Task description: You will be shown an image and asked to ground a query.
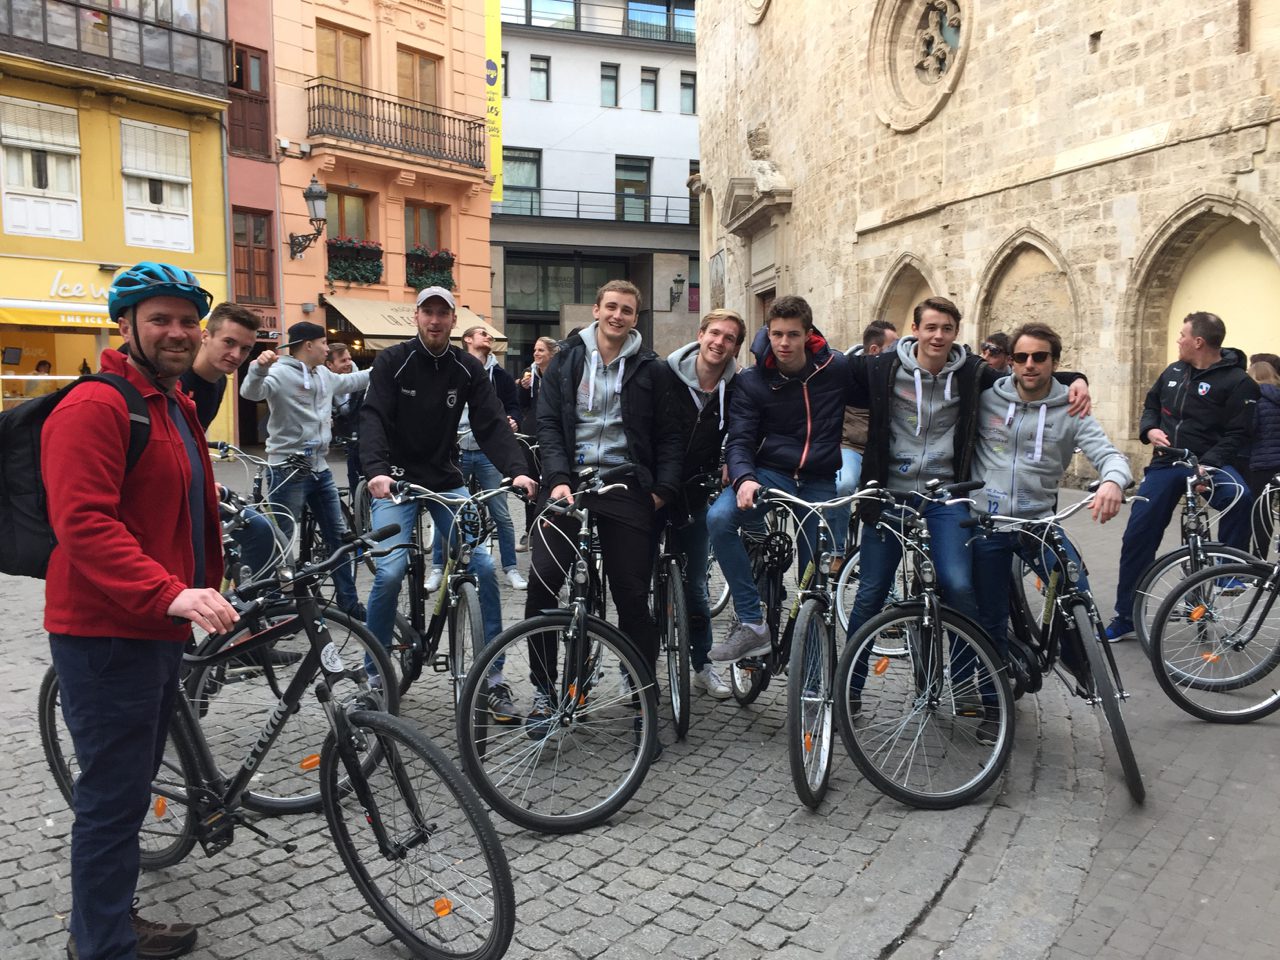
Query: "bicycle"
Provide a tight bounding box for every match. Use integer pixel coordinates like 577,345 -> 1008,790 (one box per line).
833,480 -> 1016,810
41,528 -> 516,960
1148,481 -> 1280,723
984,486 -> 1146,803
1131,447 -> 1253,656
654,508 -> 693,742
386,480 -> 504,703
455,469 -> 659,833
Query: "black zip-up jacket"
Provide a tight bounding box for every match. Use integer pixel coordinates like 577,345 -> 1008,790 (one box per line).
537,335 -> 683,504
359,337 -> 526,490
1138,347 -> 1258,470
661,345 -> 738,517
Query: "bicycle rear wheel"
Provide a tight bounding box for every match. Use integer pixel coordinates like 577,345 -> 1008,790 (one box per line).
1149,563 -> 1280,723
1133,544 -> 1255,656
456,613 -> 657,833
708,547 -> 730,618
185,603 -> 399,815
39,667 -> 200,870
787,599 -> 835,809
657,557 -> 691,741
835,604 -> 1013,810
1074,604 -> 1145,802
321,710 -> 515,960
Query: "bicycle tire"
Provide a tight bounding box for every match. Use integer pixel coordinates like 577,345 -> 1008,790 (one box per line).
456,612 -> 657,833
39,666 -> 200,870
835,603 -> 1014,810
449,581 -> 483,709
834,547 -> 914,655
732,547 -> 781,707
393,613 -> 423,698
353,479 -> 373,536
1074,603 -> 1145,803
1149,563 -> 1280,723
1133,544 -> 1255,657
184,603 -> 399,815
787,598 -> 835,809
708,547 -> 730,618
321,710 -> 516,960
658,557 -> 691,741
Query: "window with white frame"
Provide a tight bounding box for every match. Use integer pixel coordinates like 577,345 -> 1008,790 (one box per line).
121,119 -> 193,252
0,97 -> 82,240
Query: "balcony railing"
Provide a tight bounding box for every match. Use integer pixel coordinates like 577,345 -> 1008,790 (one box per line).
306,79 -> 486,168
501,2 -> 695,44
495,188 -> 695,224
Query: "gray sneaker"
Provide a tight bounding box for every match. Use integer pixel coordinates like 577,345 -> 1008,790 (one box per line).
709,621 -> 772,662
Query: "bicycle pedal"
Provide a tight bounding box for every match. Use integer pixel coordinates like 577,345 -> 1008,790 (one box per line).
196,810 -> 235,856
430,653 -> 450,673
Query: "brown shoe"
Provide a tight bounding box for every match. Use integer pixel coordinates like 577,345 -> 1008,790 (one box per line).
131,907 -> 198,960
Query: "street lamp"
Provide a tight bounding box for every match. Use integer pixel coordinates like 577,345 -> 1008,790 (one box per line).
289,176 -> 329,259
669,273 -> 686,310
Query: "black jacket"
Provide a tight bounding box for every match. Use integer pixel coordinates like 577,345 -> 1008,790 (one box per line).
537,333 -> 683,504
1139,348 -> 1258,470
1252,383 -> 1280,472
359,337 -> 525,490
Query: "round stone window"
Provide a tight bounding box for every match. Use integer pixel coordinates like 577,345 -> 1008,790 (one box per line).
868,0 -> 971,132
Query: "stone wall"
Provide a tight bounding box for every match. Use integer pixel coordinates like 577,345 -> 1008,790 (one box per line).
697,0 -> 1280,465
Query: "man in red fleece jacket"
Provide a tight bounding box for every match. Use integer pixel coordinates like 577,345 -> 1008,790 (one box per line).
43,262 -> 238,960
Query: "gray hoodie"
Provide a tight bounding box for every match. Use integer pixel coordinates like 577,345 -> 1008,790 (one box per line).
240,356 -> 370,462
886,336 -> 970,494
573,322 -> 642,473
975,376 -> 1131,518
666,340 -> 737,429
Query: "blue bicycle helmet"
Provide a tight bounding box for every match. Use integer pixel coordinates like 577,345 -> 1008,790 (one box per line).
108,261 -> 213,322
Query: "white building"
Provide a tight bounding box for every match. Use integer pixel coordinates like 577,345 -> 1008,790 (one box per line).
493,0 -> 699,368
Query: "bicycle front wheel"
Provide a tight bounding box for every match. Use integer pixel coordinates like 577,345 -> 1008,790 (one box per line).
39,667 -> 200,870
1133,544 -> 1256,656
456,613 -> 658,833
185,603 -> 399,815
449,581 -> 483,709
321,710 -> 515,960
708,548 -> 730,618
657,557 -> 691,741
1074,604 -> 1144,802
787,599 -> 835,809
1149,563 -> 1280,723
835,604 -> 1014,810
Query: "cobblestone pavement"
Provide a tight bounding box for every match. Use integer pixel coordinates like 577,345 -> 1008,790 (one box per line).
1,469 -> 1276,959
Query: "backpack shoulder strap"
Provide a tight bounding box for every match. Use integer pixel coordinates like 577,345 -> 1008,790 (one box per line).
79,373 -> 152,473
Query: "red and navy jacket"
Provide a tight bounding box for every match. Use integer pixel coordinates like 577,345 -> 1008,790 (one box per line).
1138,348 -> 1258,470
725,327 -> 849,489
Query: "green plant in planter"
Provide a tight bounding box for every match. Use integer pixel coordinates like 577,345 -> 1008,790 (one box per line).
406,246 -> 456,291
327,237 -> 384,285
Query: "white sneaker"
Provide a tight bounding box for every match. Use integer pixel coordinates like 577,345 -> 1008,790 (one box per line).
693,664 -> 731,699
425,569 -> 442,593
506,568 -> 528,590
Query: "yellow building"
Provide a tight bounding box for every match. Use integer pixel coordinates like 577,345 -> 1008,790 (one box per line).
0,4 -> 231,436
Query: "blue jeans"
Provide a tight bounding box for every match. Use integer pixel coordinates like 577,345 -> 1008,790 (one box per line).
433,450 -> 518,572
1114,461 -> 1253,622
972,529 -> 1091,661
265,464 -> 361,613
831,447 -> 862,554
51,633 -> 185,960
707,467 -> 837,624
365,491 -> 503,656
672,503 -> 713,670
228,505 -> 276,581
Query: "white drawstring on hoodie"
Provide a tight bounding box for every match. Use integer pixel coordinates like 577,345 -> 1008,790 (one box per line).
1004,399 -> 1049,462
912,368 -> 955,436
686,379 -> 728,430
585,351 -> 625,411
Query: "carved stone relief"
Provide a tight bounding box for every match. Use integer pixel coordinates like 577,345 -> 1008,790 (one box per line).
868,0 -> 970,132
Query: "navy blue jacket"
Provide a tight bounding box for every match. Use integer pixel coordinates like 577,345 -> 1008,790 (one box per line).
1252,383 -> 1280,471
1138,347 -> 1258,470
725,327 -> 849,488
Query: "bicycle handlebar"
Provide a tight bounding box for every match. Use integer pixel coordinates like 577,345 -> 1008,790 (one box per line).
231,523 -> 402,603
390,479 -> 513,507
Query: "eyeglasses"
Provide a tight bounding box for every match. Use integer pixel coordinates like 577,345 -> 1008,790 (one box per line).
981,344 -> 1005,356
1010,351 -> 1052,364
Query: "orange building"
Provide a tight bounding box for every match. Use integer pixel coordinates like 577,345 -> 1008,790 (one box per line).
271,0 -> 493,350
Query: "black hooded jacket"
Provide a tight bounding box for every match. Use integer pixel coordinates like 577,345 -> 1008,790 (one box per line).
1138,347 -> 1258,470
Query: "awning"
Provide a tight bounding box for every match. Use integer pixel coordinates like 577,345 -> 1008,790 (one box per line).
323,296 -> 507,352
0,300 -> 112,329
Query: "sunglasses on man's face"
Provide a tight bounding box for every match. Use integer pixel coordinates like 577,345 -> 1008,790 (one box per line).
981,344 -> 1005,356
1011,351 -> 1052,364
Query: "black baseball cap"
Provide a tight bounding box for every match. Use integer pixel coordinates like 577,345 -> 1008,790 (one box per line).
285,320 -> 326,349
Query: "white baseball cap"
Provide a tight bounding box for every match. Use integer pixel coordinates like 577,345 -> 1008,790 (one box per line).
415,286 -> 456,309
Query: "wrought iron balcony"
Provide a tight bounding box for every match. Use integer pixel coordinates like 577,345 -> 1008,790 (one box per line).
495,188 -> 696,224
306,79 -> 486,169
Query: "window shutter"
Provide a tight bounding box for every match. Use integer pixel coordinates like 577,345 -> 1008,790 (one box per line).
120,119 -> 192,184
0,97 -> 80,154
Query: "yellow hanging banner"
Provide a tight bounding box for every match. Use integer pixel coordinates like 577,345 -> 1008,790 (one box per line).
485,0 -> 503,201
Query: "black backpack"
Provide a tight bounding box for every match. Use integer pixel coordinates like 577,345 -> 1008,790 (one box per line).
0,373 -> 151,579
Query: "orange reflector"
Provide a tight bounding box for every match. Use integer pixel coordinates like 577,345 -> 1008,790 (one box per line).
1190,605 -> 1208,622
1034,577 -> 1043,591
433,898 -> 453,917
804,732 -> 814,753
874,657 -> 891,676
300,754 -> 321,771
1201,652 -> 1221,664
153,797 -> 167,818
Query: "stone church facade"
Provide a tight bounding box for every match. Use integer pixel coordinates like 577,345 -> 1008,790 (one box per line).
695,0 -> 1280,460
